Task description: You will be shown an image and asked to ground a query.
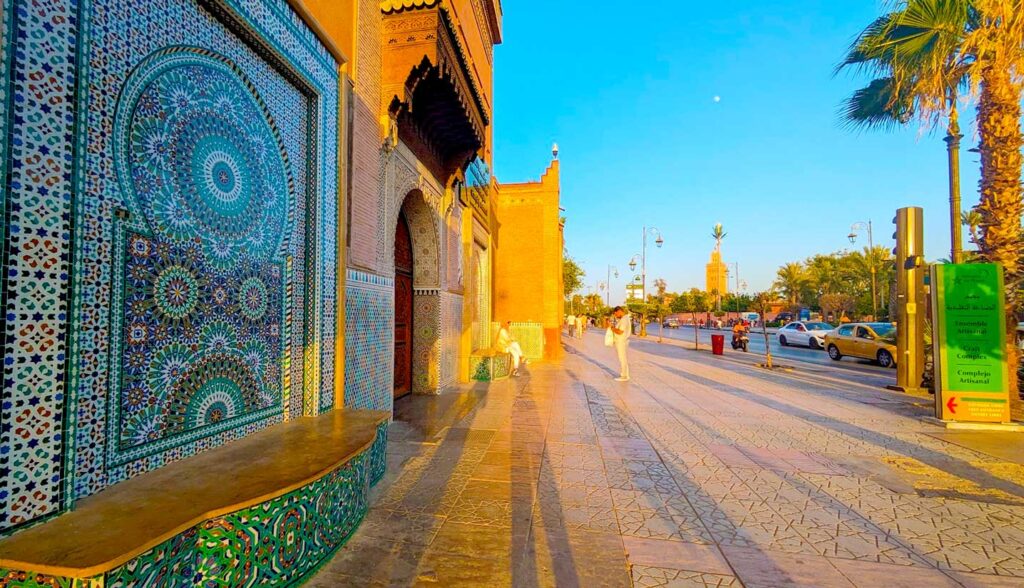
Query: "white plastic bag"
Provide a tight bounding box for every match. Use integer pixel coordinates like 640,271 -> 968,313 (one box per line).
604,328 -> 614,347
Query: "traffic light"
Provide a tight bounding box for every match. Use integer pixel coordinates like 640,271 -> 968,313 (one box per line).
892,207 -> 926,393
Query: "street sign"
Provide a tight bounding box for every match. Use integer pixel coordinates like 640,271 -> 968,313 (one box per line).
931,263 -> 1010,423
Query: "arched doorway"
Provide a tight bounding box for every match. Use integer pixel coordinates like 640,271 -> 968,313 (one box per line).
394,212 -> 414,398
387,187 -> 443,396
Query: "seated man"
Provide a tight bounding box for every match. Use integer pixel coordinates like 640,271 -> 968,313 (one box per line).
496,320 -> 525,376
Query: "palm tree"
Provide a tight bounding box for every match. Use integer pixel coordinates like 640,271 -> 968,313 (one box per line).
710,224 -> 727,310
773,262 -> 806,308
842,0 -> 1024,411
653,278 -> 668,299
805,254 -> 842,300
962,209 -> 983,251
711,223 -> 727,252
968,0 -> 1024,413
837,1 -> 972,264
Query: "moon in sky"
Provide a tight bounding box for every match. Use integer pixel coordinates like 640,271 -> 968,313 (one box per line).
713,96 -> 721,103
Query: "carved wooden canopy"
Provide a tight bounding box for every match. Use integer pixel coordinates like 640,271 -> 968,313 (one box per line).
382,6 -> 489,182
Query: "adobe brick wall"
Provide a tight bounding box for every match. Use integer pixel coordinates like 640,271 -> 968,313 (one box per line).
495,160 -> 563,359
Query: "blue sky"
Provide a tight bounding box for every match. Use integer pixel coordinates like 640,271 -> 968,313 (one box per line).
492,1 -> 982,304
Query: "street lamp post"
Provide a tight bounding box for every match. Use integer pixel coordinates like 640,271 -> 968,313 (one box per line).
606,265 -> 619,307
629,227 -> 663,338
731,262 -> 740,319
945,112 -> 964,264
848,220 -> 878,319
628,227 -> 663,301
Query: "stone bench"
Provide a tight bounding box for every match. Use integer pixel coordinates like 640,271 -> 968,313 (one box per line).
0,409 -> 389,586
470,349 -> 513,381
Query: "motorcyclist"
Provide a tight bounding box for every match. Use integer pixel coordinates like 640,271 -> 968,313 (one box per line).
731,320 -> 749,347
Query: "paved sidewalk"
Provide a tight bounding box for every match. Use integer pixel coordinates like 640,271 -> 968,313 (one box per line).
309,333 -> 1024,587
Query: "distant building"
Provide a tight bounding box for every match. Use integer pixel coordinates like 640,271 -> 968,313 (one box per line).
705,249 -> 730,297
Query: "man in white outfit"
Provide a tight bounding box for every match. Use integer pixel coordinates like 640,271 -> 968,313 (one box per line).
610,306 -> 631,381
496,321 -> 525,376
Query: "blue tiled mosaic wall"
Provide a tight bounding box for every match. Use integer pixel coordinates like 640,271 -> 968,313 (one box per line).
0,0 -> 339,532
345,270 -> 394,414
1,0 -> 80,532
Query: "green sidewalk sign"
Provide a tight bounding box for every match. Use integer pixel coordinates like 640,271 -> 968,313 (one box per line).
931,264 -> 1010,423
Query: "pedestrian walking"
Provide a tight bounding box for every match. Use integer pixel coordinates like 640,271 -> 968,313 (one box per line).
610,306 -> 631,382
496,320 -> 525,376
566,314 -> 576,338
576,313 -> 587,339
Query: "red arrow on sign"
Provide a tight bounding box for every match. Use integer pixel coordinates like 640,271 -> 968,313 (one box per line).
947,397 -> 958,414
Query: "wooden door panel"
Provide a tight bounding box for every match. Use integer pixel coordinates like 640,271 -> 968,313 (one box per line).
394,215 -> 413,399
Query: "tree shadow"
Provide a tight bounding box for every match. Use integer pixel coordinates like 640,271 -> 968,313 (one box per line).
572,373 -> 795,585
659,365 -> 1024,500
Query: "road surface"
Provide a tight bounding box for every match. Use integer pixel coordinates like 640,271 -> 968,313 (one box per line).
641,325 -> 897,386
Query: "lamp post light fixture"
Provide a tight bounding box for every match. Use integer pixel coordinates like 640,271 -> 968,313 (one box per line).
848,220 -> 878,319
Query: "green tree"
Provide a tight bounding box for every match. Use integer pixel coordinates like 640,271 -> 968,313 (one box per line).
804,254 -> 842,303
820,292 -> 857,324
583,293 -> 606,315
723,293 -> 753,314
563,256 -> 585,300
773,249 -> 894,321
648,279 -> 670,340
689,288 -> 711,350
670,291 -> 691,315
774,262 -> 807,307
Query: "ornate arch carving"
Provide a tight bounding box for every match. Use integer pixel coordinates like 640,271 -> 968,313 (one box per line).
380,145 -> 442,289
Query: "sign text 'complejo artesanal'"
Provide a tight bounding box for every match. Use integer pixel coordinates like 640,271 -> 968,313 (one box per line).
931,264 -> 1010,423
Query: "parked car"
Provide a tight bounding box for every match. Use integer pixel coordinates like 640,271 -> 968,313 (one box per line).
777,321 -> 834,350
824,322 -> 897,368
775,312 -> 794,324
663,317 -> 681,328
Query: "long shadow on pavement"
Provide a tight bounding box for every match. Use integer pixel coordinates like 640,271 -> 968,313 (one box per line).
509,370 -> 583,587
659,364 -> 1024,504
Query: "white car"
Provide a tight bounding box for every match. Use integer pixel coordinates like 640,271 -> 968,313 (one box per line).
777,321 -> 834,349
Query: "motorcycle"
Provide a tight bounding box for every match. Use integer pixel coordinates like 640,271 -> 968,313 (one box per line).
731,332 -> 749,352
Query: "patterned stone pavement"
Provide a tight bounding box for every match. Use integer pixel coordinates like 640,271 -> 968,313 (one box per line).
309,333 -> 1024,587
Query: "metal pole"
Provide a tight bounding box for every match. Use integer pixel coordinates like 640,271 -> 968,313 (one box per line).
641,227 -> 647,337
641,227 -> 647,301
733,262 -> 740,318
868,220 -> 878,319
944,112 -> 964,264
606,266 -> 612,307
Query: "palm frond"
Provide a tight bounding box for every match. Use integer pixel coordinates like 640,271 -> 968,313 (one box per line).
836,14 -> 900,75
839,77 -> 916,130
838,0 -> 974,129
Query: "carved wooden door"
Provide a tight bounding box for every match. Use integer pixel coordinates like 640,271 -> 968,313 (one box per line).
394,214 -> 414,398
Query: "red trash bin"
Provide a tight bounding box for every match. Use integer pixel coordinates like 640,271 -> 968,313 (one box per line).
711,334 -> 725,356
